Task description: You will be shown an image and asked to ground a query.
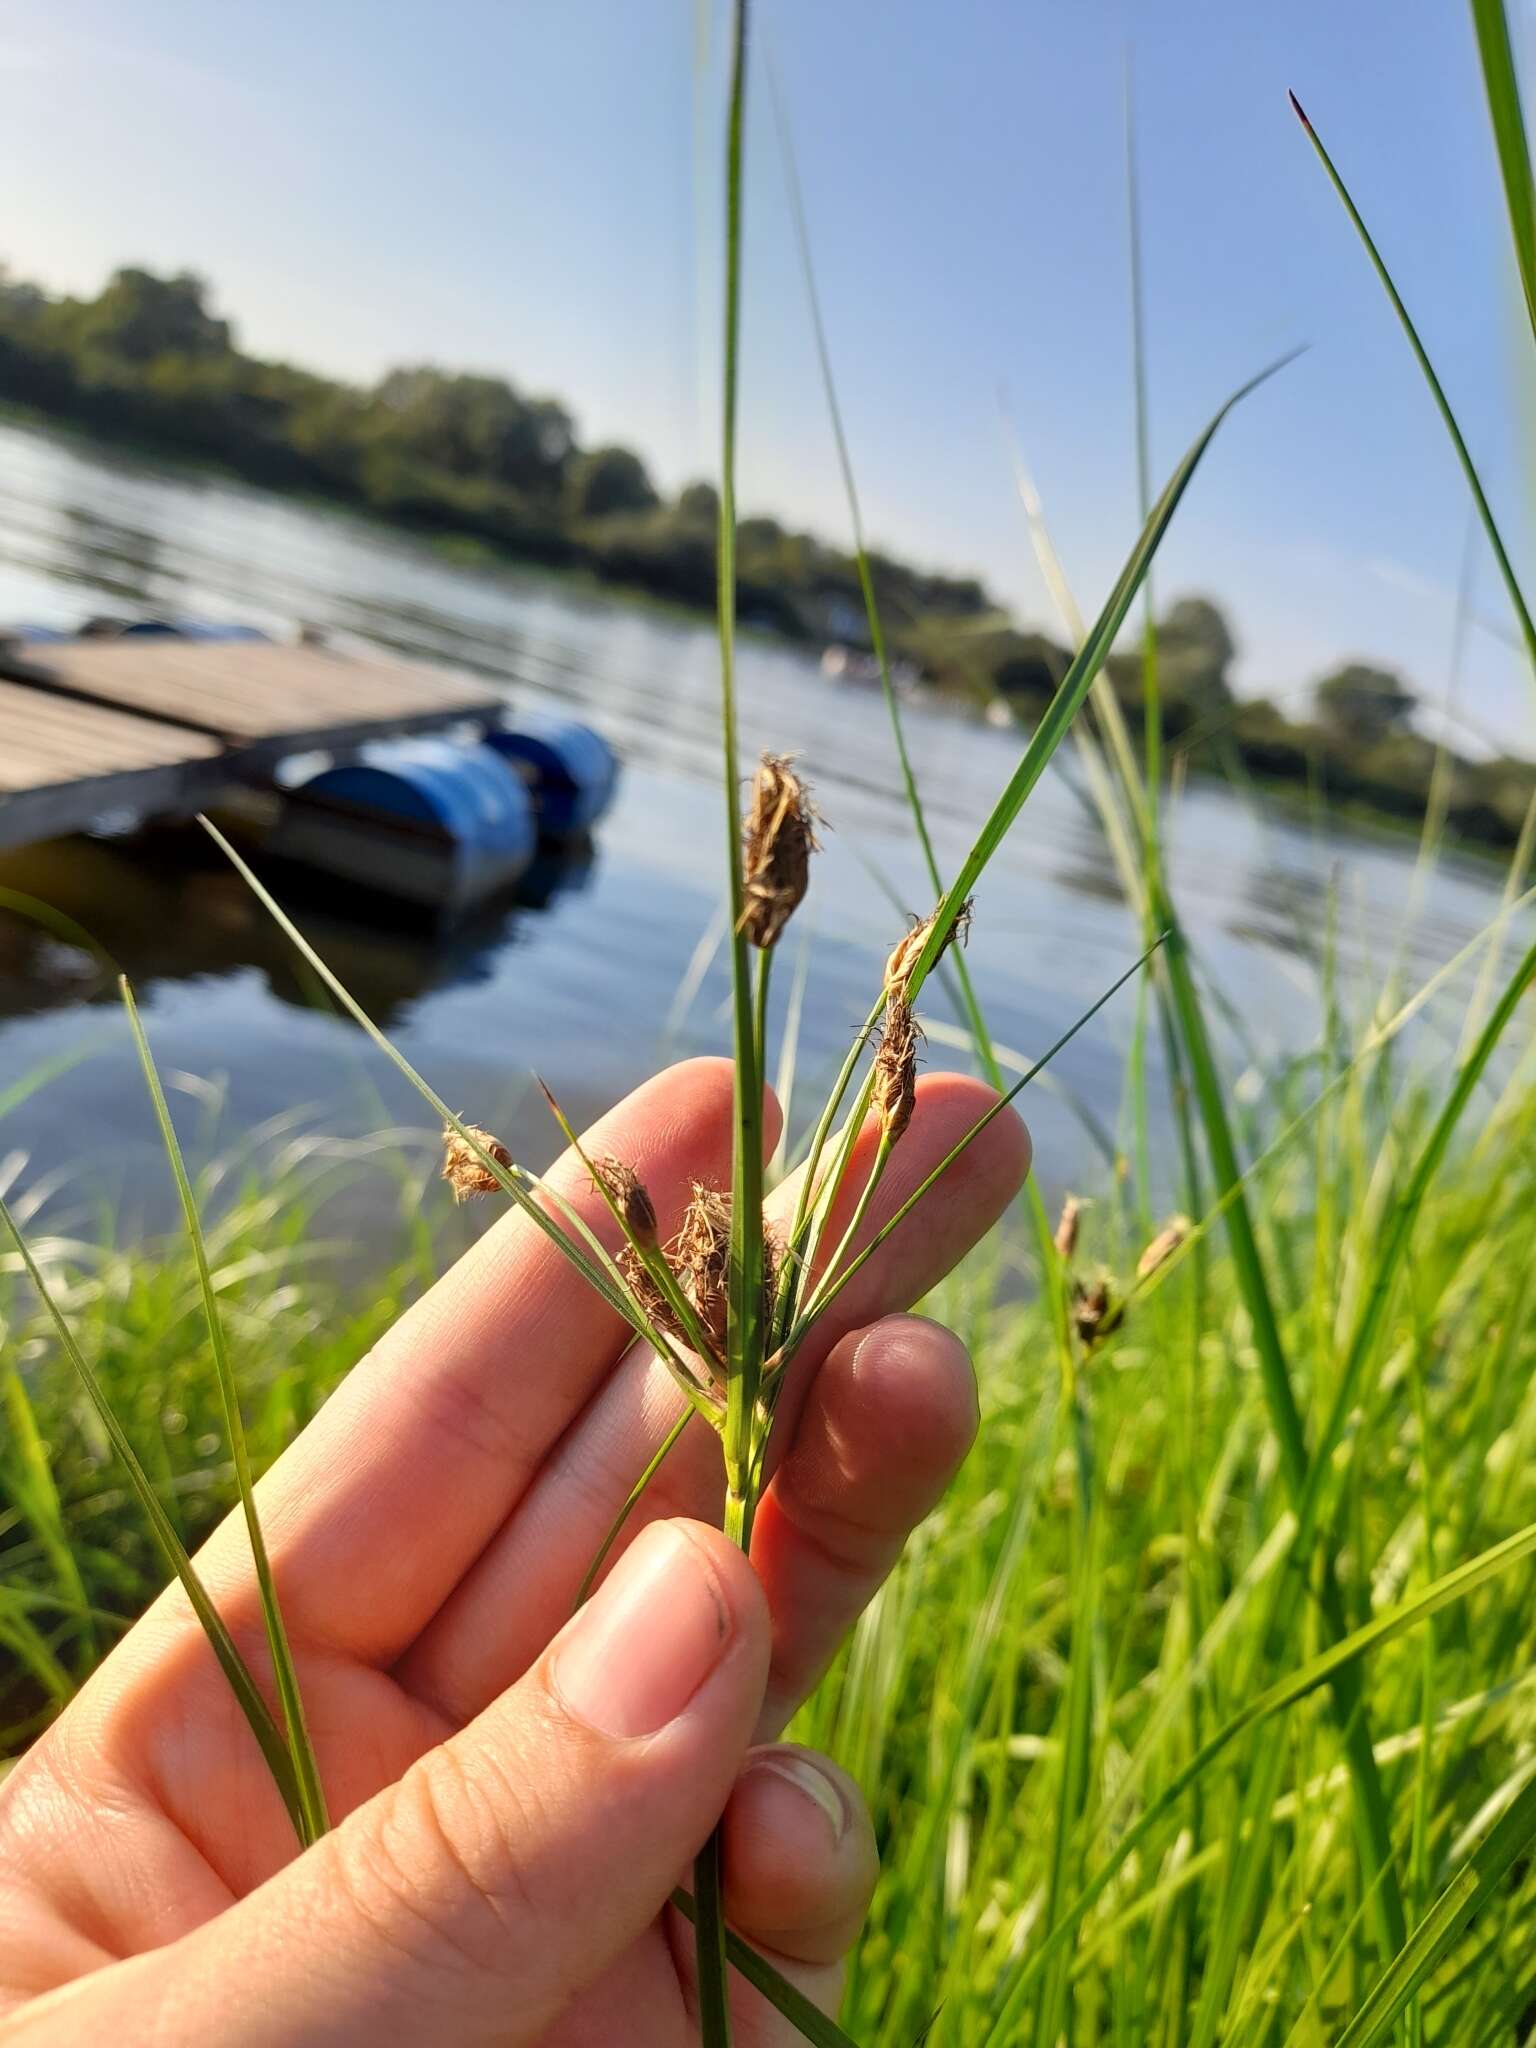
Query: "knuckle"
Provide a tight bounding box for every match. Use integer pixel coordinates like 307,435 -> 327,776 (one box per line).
411,1360 -> 524,1477
333,1741 -> 546,1980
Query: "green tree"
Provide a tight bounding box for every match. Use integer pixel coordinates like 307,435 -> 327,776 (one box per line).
1314,661 -> 1417,742
369,368 -> 574,499
70,268 -> 232,365
677,480 -> 720,523
0,267 -> 47,328
564,444 -> 659,520
1158,594 -> 1237,713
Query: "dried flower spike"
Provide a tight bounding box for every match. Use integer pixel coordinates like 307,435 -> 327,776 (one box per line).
674,1181 -> 734,1354
741,753 -> 819,948
594,1155 -> 659,1250
1071,1275 -> 1124,1349
442,1122 -> 512,1202
626,1183 -> 780,1370
1054,1194 -> 1083,1262
872,997 -> 920,1148
884,898 -> 973,1002
1137,1215 -> 1191,1281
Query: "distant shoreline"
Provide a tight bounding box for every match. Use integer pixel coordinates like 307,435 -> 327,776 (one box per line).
0,403 -> 1520,876
1,256 -> 1532,859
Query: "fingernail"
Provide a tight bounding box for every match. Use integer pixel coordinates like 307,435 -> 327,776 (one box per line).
747,1749 -> 852,1846
551,1522 -> 734,1738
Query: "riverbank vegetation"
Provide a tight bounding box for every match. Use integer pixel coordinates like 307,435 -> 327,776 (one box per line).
6,900 -> 1536,2040
2,259 -> 1534,852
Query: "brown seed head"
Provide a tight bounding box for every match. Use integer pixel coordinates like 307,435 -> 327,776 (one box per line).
740,753 -> 820,948
625,1184 -> 782,1372
673,1181 -> 734,1355
617,1247 -> 674,1346
1071,1275 -> 1124,1349
872,996 -> 921,1149
442,1122 -> 512,1202
1054,1194 -> 1083,1262
1137,1215 -> 1191,1281
594,1155 -> 659,1250
884,898 -> 973,1002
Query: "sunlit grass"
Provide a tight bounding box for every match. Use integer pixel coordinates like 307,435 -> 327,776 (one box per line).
7,914 -> 1536,2043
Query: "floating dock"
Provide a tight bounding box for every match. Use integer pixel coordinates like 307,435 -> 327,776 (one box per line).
0,637 -> 503,849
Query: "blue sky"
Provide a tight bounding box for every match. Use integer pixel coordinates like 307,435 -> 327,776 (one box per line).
2,1 -> 1534,750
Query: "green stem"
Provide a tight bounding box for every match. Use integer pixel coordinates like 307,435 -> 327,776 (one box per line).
798,1133 -> 892,1324
574,1408 -> 694,1611
773,993 -> 884,1346
701,3 -> 754,2038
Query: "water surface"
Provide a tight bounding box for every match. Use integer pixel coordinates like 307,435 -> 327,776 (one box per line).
0,418 -> 1514,1244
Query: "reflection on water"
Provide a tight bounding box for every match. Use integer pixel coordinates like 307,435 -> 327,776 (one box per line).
0,415 -> 1524,1234
0,828 -> 597,1031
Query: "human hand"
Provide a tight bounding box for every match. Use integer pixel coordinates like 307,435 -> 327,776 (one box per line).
0,1059 -> 1027,2044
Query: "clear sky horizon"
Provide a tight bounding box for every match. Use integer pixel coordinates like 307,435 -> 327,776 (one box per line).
2,2 -> 1534,752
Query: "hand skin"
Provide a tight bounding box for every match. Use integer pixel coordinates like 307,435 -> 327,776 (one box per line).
0,1059 -> 1028,2045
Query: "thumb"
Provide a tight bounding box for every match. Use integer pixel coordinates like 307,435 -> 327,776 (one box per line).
152,1521 -> 766,2046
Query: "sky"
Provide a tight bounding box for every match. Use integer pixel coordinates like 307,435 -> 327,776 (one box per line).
2,1 -> 1535,751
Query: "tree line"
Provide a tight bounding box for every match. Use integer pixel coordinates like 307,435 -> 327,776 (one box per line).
0,261 -> 1530,851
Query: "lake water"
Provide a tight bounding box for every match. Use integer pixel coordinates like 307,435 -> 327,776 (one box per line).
0,417 -> 1518,1245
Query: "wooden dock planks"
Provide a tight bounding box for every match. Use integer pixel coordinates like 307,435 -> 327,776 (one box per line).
0,638 -> 505,847
2,640 -> 500,749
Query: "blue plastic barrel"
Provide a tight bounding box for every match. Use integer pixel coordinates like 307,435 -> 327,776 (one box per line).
275,739 -> 537,911
8,617 -> 271,643
482,714 -> 619,835
117,620 -> 270,642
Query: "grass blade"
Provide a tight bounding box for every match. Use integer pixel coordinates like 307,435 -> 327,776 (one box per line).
1291,88 -> 1536,677
793,939 -> 1163,1340
716,0 -> 763,1499
196,817 -> 694,1371
1292,924 -> 1536,1562
121,977 -> 329,1844
980,1512 -> 1536,2043
0,1191 -> 303,1832
535,1076 -> 724,1406
1333,1769 -> 1536,2048
0,1359 -> 95,1667
702,3 -> 756,2041
769,58 -> 1080,1415
1156,897 -> 1406,1954
672,1889 -> 864,2047
903,348 -> 1302,1010
574,1407 -> 694,1609
1469,0 -> 1536,349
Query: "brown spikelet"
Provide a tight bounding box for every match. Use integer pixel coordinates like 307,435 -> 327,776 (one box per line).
442,1122 -> 512,1201
740,753 -> 819,948
884,898 -> 973,1002
1054,1194 -> 1083,1262
1137,1214 -> 1190,1281
872,997 -> 920,1148
618,1248 -> 676,1347
624,1185 -> 782,1371
673,1181 -> 733,1354
593,1155 -> 659,1250
1071,1275 -> 1124,1350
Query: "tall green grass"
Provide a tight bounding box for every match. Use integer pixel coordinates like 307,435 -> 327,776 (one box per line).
0,1107 -> 430,1754
7,898 -> 1536,2042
